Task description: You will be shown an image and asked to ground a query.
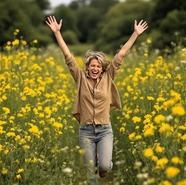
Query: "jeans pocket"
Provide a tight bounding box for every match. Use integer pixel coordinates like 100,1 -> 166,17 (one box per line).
79,124 -> 87,129
102,124 -> 113,133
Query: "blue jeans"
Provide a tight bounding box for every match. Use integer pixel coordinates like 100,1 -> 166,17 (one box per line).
79,123 -> 113,185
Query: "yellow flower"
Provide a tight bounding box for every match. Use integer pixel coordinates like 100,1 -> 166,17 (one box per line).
128,132 -> 136,140
2,95 -> 7,100
147,39 -> 152,44
1,167 -> 8,174
155,145 -> 165,153
6,132 -> 16,137
154,114 -> 165,124
151,155 -> 158,162
12,39 -> 19,46
16,174 -> 21,179
15,135 -> 21,141
79,149 -> 85,155
171,105 -> 185,116
143,126 -> 155,137
165,166 -> 180,178
17,168 -> 24,173
29,124 -> 42,136
143,148 -> 154,158
132,116 -> 141,123
163,99 -> 175,109
0,144 -> 3,151
53,122 -> 63,129
156,157 -> 168,169
159,123 -> 172,133
2,107 -> 10,114
176,179 -> 186,185
23,145 -> 30,150
181,134 -> 186,140
158,180 -> 172,185
33,39 -> 38,44
147,96 -> 155,100
119,127 -> 125,133
135,135 -> 142,140
171,157 -> 182,164
32,157 -> 38,163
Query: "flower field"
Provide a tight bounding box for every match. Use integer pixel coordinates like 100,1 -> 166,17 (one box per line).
1,30 -> 186,185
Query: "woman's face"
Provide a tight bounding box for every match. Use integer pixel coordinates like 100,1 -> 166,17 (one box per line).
87,59 -> 103,80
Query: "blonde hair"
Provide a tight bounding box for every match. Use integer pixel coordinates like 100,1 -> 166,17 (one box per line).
84,50 -> 110,72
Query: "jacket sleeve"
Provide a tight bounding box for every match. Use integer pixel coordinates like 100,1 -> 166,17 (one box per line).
65,55 -> 82,83
107,54 -> 123,80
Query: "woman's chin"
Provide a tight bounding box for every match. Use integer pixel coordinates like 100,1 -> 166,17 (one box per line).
91,75 -> 98,80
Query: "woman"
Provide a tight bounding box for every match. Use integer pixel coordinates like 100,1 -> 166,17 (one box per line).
46,15 -> 148,185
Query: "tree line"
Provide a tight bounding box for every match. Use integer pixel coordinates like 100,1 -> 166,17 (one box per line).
0,0 -> 185,53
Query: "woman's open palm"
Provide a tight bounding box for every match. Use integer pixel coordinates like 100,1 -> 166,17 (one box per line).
134,20 -> 148,35
46,16 -> 62,33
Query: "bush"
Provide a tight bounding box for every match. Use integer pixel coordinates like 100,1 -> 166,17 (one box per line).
62,30 -> 79,45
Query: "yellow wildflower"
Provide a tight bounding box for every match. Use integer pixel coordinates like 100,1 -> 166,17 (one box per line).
171,157 -> 182,164
119,127 -> 125,133
159,123 -> 172,133
1,168 -> 8,174
158,180 -> 172,185
128,132 -> 136,141
155,145 -> 165,153
17,168 -> 24,173
176,179 -> 186,185
156,157 -> 168,169
2,107 -> 10,114
132,116 -> 141,123
143,148 -> 154,158
154,114 -> 165,124
171,105 -> 185,116
165,166 -> 180,178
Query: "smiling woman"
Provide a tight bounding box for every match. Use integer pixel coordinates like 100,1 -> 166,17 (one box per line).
46,15 -> 148,185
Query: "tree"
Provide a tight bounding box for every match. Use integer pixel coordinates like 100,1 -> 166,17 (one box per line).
52,5 -> 80,44
0,0 -> 52,47
149,0 -> 186,50
53,5 -> 79,33
90,0 -> 118,14
95,1 -> 152,53
34,0 -> 50,11
69,1 -> 79,10
150,0 -> 186,28
76,7 -> 101,43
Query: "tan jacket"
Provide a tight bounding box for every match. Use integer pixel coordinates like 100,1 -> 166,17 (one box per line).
65,54 -> 122,124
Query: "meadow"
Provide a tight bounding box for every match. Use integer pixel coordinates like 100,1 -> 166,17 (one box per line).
1,30 -> 186,185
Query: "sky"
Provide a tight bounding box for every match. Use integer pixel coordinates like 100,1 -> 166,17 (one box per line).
49,0 -> 72,7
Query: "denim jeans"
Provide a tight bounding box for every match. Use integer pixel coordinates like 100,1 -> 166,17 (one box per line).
79,123 -> 113,185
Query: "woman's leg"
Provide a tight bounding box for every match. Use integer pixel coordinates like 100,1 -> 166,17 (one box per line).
79,124 -> 98,185
97,124 -> 113,177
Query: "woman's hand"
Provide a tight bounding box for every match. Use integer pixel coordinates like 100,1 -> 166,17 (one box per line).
46,15 -> 62,33
134,20 -> 148,35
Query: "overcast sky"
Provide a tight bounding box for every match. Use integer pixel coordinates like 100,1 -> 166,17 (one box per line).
49,0 -> 72,7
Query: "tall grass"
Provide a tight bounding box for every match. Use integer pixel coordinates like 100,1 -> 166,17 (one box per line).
1,31 -> 186,185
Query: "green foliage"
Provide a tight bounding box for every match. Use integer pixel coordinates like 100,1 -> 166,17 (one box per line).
62,30 -> 79,45
90,0 -> 119,14
0,0 -> 186,52
150,0 -> 186,28
149,0 -> 186,50
69,43 -> 94,56
1,34 -> 186,184
34,0 -> 50,10
150,9 -> 186,50
0,0 -> 51,47
53,5 -> 79,35
76,7 -> 101,42
95,1 -> 152,54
